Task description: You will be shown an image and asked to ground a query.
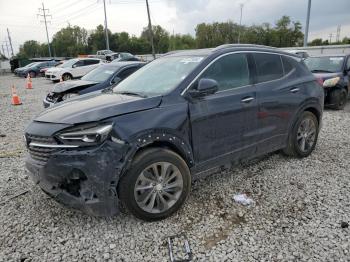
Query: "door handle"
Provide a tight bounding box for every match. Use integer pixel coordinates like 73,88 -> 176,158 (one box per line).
290,88 -> 299,93
241,97 -> 254,103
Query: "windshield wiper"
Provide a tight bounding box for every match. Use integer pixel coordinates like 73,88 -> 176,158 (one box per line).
311,69 -> 334,73
114,91 -> 147,98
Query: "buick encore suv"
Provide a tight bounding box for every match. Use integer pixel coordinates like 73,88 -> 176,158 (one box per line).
25,44 -> 324,221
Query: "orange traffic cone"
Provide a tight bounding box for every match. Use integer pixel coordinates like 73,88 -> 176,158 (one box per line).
26,73 -> 33,89
11,85 -> 22,105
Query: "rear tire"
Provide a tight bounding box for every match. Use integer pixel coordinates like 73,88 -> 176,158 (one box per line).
283,111 -> 319,158
29,71 -> 36,78
329,88 -> 347,110
118,148 -> 191,221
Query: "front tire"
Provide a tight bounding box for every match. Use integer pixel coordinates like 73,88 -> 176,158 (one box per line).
118,148 -> 191,221
62,73 -> 72,81
283,111 -> 319,158
329,88 -> 347,110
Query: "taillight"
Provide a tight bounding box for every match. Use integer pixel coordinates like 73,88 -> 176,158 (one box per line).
316,77 -> 324,86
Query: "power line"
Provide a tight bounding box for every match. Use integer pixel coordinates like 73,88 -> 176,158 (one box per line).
51,3 -> 100,25
52,0 -> 97,20
37,2 -> 52,57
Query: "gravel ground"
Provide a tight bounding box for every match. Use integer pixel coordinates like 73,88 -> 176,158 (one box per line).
0,75 -> 350,261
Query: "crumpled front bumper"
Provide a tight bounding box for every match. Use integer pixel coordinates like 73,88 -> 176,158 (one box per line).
25,141 -> 128,217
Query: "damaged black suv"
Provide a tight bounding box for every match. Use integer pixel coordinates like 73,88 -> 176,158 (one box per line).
25,44 -> 324,221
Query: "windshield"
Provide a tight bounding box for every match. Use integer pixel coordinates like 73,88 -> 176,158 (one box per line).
23,62 -> 38,68
82,66 -> 117,83
113,56 -> 204,97
58,59 -> 78,68
304,56 -> 344,73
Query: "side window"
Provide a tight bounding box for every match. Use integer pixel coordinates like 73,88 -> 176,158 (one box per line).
84,59 -> 100,66
200,53 -> 250,91
254,53 -> 284,82
347,57 -> 350,70
282,56 -> 295,75
118,67 -> 139,80
73,61 -> 84,67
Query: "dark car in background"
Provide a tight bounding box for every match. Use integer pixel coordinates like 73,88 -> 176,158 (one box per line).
14,62 -> 39,76
15,60 -> 59,78
25,44 -> 323,221
304,54 -> 350,110
43,61 -> 145,108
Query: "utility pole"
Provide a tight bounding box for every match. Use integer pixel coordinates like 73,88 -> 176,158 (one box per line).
37,2 -> 52,57
145,0 -> 155,59
7,28 -> 14,57
329,33 -> 333,44
336,25 -> 341,43
3,40 -> 10,58
303,0 -> 312,47
102,0 -> 110,50
237,3 -> 244,44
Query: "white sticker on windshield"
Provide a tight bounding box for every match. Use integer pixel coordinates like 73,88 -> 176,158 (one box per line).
104,70 -> 114,74
180,57 -> 203,64
329,57 -> 343,61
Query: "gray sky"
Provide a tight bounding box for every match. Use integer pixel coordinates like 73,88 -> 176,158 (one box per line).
0,0 -> 349,54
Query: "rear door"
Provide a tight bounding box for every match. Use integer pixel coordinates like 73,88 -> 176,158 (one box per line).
253,53 -> 305,153
82,59 -> 101,75
71,60 -> 85,77
188,52 -> 259,167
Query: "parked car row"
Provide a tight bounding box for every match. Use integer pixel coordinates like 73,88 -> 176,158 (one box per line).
14,60 -> 60,77
43,61 -> 145,107
25,44 -> 328,221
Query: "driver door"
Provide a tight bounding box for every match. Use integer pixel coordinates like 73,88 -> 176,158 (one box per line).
188,53 -> 259,168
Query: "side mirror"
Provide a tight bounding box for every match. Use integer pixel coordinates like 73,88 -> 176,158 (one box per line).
188,78 -> 219,98
72,64 -> 77,68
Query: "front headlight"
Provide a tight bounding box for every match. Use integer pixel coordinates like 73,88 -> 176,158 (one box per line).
57,123 -> 113,146
323,77 -> 340,88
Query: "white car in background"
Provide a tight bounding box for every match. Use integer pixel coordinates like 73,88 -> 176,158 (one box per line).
45,58 -> 104,82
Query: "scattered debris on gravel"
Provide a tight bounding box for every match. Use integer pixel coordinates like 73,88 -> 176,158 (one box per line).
1,75 -> 350,261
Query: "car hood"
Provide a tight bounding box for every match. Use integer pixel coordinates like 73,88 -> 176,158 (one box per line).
53,80 -> 98,93
313,72 -> 342,80
16,67 -> 27,72
35,93 -> 162,124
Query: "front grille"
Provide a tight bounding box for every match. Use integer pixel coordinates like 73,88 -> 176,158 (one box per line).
26,134 -> 58,164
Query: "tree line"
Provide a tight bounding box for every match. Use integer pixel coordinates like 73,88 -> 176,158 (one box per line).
16,15 -> 350,59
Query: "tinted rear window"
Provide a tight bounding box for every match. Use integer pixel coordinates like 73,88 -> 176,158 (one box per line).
282,56 -> 295,75
254,53 -> 283,83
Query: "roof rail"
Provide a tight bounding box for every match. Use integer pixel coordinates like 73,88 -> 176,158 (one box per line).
214,44 -> 277,51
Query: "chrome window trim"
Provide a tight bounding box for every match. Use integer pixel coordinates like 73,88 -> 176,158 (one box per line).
181,50 -> 300,95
